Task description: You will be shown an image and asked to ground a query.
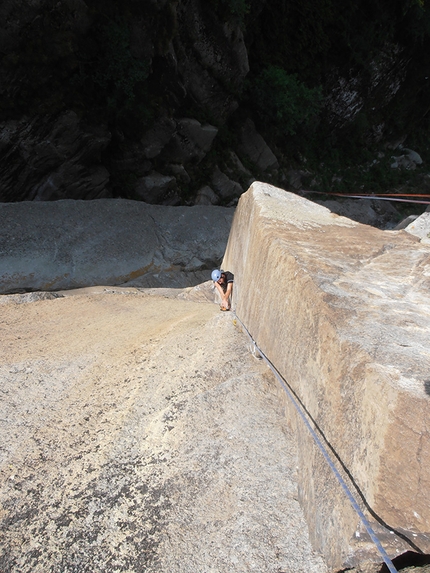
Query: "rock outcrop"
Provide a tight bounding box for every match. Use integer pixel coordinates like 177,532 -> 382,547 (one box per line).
0,0 -> 255,203
0,289 -> 327,573
0,112 -> 111,202
2,0 -> 428,205
222,182 -> 430,569
404,209 -> 430,245
0,200 -> 234,293
314,197 -> 402,229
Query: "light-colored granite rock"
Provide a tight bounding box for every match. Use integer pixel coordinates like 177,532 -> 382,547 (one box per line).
0,199 -> 234,293
404,210 -> 430,244
222,182 -> 430,569
0,291 -> 326,573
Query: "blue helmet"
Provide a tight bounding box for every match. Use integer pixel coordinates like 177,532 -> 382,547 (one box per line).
211,269 -> 222,282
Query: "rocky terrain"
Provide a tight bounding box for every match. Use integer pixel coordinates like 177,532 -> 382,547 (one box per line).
1,185 -> 430,572
0,199 -> 234,294
223,183 -> 430,569
0,287 -> 327,573
1,0 -> 430,204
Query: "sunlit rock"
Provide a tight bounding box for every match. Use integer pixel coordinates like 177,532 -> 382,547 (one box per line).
223,182 -> 430,569
0,200 -> 234,293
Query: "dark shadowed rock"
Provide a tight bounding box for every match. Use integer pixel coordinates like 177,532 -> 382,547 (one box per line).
140,118 -> 177,160
173,0 -> 249,121
237,118 -> 279,171
0,112 -> 111,201
134,172 -> 177,204
195,185 -> 219,205
160,119 -> 218,164
211,166 -> 243,201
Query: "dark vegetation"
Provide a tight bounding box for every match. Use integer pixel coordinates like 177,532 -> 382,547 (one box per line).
243,0 -> 430,193
1,0 -> 430,202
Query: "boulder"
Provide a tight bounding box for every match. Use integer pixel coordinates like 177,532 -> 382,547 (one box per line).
222,182 -> 430,569
0,199 -> 234,293
167,163 -> 191,183
404,211 -> 430,244
402,148 -> 423,165
134,171 -> 177,204
195,185 -> 219,205
160,118 -> 218,164
140,118 -> 177,160
390,149 -> 423,170
237,118 -> 279,171
211,166 -> 243,201
315,197 -> 401,229
393,214 -> 419,230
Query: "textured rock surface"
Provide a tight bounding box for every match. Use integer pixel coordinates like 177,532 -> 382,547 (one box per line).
0,200 -> 234,293
0,289 -> 327,573
1,0 -> 429,204
222,182 -> 430,569
405,211 -> 430,244
314,197 -> 401,229
0,0 -> 253,203
0,112 -> 111,202
237,118 -> 279,172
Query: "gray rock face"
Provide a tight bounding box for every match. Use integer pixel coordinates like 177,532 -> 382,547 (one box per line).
404,210 -> 430,243
195,185 -> 219,205
134,172 -> 178,204
211,166 -> 243,201
0,200 -> 234,293
0,112 -> 111,202
237,118 -> 279,171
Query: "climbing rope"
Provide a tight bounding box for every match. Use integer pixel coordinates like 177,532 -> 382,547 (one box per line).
300,189 -> 430,205
232,311 -> 399,573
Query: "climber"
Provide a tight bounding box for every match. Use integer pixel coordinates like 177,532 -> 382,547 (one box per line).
211,269 -> 234,311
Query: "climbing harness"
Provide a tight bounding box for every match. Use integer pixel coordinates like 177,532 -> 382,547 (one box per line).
232,311 -> 400,573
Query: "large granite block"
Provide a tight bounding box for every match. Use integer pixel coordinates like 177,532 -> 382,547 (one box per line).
223,182 -> 430,568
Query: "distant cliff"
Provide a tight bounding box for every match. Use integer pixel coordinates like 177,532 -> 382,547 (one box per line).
1,0 -> 429,203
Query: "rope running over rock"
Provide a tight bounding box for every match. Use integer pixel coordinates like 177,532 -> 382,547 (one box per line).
232,311 -> 399,573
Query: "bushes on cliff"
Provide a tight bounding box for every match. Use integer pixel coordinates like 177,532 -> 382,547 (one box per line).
76,20 -> 151,129
92,22 -> 149,110
250,66 -> 323,136
207,0 -> 250,22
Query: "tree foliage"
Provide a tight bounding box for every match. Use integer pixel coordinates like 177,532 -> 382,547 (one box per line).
85,21 -> 149,111
251,66 -> 323,135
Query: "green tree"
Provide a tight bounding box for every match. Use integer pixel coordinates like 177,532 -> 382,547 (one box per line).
251,66 -> 323,135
